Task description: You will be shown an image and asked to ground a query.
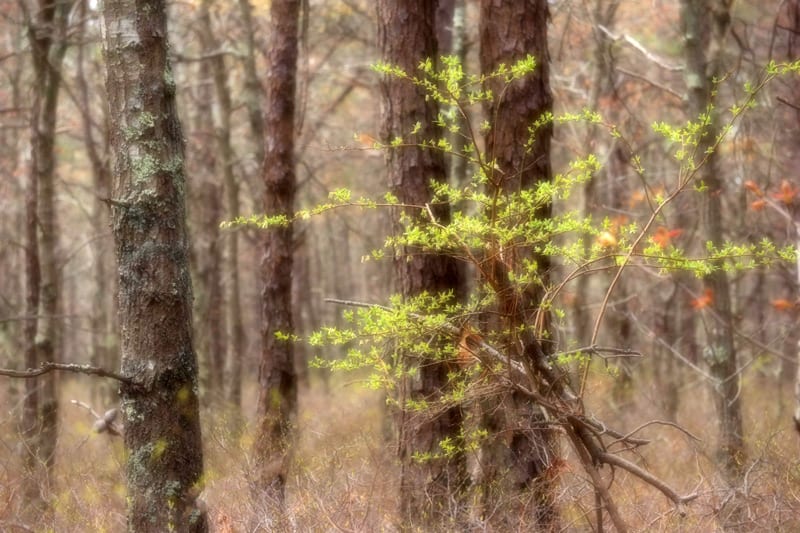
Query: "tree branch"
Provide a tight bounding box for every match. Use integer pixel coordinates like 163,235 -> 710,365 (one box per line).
0,362 -> 134,385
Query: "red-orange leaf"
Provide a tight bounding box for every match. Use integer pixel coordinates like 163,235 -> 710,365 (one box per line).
771,299 -> 795,312
771,180 -> 798,205
651,226 -> 683,249
743,179 -> 763,197
750,199 -> 766,211
690,288 -> 714,310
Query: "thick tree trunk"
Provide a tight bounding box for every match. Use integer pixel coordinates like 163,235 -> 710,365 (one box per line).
102,1 -> 208,530
477,0 -> 559,528
253,0 -> 299,518
681,0 -> 745,481
377,1 -> 469,528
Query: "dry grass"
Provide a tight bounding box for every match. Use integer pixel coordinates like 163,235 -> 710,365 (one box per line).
2,367 -> 800,532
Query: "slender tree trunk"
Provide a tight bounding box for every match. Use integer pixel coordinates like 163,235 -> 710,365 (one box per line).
187,29 -> 225,405
574,0 -> 620,347
780,0 -> 800,437
76,0 -> 116,408
21,0 -> 69,516
681,0 -> 745,481
477,0 -> 559,528
377,1 -> 469,528
102,1 -> 208,529
253,0 -> 300,518
236,0 -> 267,202
197,0 -> 242,405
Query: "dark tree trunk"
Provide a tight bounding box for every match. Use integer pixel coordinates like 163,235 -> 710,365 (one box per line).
253,0 -> 299,518
681,0 -> 745,482
377,0 -> 469,528
477,0 -> 559,528
102,0 -> 208,530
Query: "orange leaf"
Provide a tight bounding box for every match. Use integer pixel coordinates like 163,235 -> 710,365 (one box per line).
628,190 -> 646,208
771,179 -> 798,205
457,325 -> 482,368
749,199 -> 766,211
596,231 -> 618,248
771,299 -> 795,312
743,180 -> 763,197
690,288 -> 714,310
357,132 -> 379,148
651,227 -> 683,249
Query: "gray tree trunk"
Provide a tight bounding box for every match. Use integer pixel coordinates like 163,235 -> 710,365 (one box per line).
21,0 -> 70,517
102,0 -> 208,529
680,0 -> 745,482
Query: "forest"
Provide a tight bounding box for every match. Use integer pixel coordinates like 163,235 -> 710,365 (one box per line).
1,0 -> 799,531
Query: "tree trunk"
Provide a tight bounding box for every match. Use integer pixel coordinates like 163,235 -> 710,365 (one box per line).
781,0 -> 800,438
235,0 -> 267,207
377,1 -> 469,528
253,0 -> 299,519
102,0 -> 208,529
198,0 -> 243,406
21,0 -> 70,516
76,0 -> 117,408
477,0 -> 559,528
681,0 -> 745,481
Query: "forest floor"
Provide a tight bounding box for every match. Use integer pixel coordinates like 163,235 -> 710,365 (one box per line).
1,366 -> 799,531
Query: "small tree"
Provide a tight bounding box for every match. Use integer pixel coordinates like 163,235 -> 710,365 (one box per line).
295,54 -> 800,530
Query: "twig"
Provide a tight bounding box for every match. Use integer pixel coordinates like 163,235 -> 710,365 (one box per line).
324,297 -> 577,401
597,24 -> 683,71
608,419 -> 702,448
0,362 -> 133,385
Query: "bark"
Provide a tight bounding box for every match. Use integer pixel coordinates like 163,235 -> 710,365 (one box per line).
377,0 -> 469,528
189,44 -> 226,404
236,0 -> 267,204
780,0 -> 800,438
477,0 -> 559,528
190,44 -> 226,404
21,0 -> 70,515
197,0 -> 243,406
253,0 -> 299,517
76,0 -> 117,408
574,0 -> 619,348
102,1 -> 208,530
681,0 -> 745,481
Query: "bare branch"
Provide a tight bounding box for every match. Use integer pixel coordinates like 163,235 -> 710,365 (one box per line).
0,362 -> 133,385
597,24 -> 683,71
597,449 -> 699,507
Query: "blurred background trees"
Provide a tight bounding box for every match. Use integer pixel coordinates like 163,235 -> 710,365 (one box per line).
0,0 -> 799,530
